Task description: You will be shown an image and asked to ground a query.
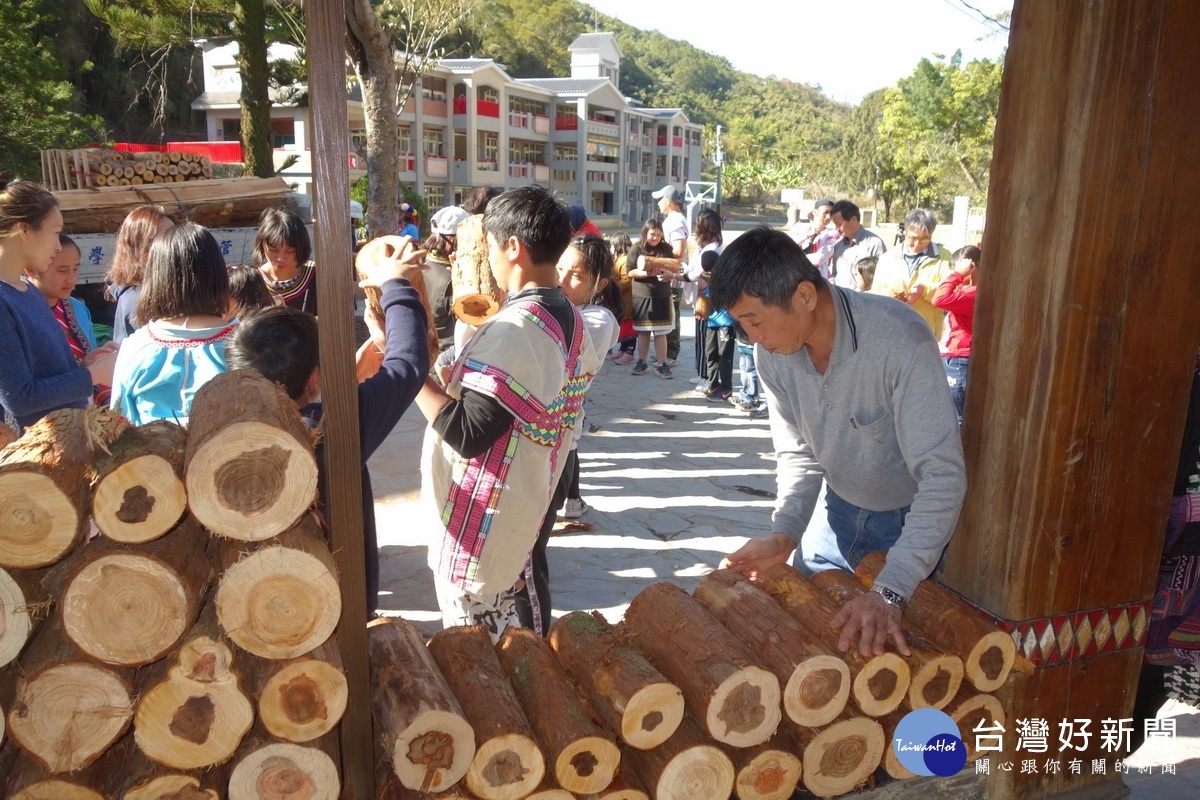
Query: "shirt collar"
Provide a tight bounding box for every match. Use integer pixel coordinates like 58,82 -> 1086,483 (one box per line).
828,286 -> 859,365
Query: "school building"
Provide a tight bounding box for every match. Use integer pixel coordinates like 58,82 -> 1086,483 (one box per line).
191,32 -> 703,226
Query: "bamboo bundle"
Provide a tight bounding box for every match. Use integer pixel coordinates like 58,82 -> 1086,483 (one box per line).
41,148 -> 216,194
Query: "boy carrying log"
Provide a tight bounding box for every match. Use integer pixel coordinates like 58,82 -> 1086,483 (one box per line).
225,237 -> 430,615
413,185 -> 598,638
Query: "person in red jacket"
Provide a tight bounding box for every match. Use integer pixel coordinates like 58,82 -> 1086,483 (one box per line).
931,245 -> 980,424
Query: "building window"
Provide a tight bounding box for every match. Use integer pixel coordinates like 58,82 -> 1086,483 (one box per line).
422,77 -> 447,102
479,131 -> 498,162
554,144 -> 578,162
586,137 -> 620,164
221,118 -> 241,142
509,139 -> 544,164
479,86 -> 499,103
424,184 -> 445,208
423,128 -> 444,157
398,126 -> 411,153
552,169 -> 576,182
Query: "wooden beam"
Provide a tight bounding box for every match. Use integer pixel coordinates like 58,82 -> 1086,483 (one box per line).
304,0 -> 373,795
942,1 -> 1200,797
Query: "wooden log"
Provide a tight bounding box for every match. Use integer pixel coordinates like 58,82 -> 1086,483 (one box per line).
639,256 -> 680,277
719,727 -> 802,800
693,570 -> 850,727
547,611 -> 683,750
623,583 -> 781,748
60,518 -> 211,666
185,369 -> 318,541
169,151 -> 182,163
367,617 -> 475,793
133,608 -> 255,769
125,776 -> 219,800
6,623 -> 134,772
581,759 -> 649,800
754,564 -> 910,717
73,730 -> 219,800
496,626 -> 620,794
356,235 -> 440,363
227,738 -> 341,800
253,640 -> 348,743
0,423 -> 16,449
0,409 -> 91,569
619,714 -> 733,800
427,625 -> 545,800
808,569 -> 964,711
791,715 -> 885,799
92,420 -> 187,544
944,685 -> 1005,763
0,565 -> 51,668
876,709 -> 917,781
451,214 -> 504,324
856,551 -> 1019,692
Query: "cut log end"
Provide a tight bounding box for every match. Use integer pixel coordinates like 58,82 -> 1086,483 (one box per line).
908,655 -> 965,711
0,566 -> 34,666
556,736 -> 621,794
801,718 -> 885,799
7,663 -> 133,772
0,472 -> 78,568
622,682 -> 685,750
62,552 -> 191,665
656,744 -> 735,800
186,422 -> 317,540
10,782 -> 106,800
967,633 -> 1017,692
260,658 -> 348,742
394,709 -> 476,793
785,656 -> 851,728
228,742 -> 340,800
124,775 -> 219,800
466,732 -> 546,800
853,653 -> 910,717
734,748 -> 803,800
93,454 -> 186,543
708,667 -> 782,747
950,692 -> 1006,762
453,293 -> 501,325
216,545 -> 341,659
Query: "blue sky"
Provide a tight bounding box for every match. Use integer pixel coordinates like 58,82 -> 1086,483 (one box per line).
585,0 -> 1012,104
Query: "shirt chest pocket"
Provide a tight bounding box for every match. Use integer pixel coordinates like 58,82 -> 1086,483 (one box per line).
853,409 -> 895,446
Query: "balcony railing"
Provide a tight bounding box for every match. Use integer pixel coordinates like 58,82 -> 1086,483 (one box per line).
555,116 -> 578,131
673,136 -> 684,148
508,162 -> 550,179
533,115 -> 550,135
425,155 -> 448,177
476,156 -> 498,172
423,98 -> 447,117
477,99 -> 500,118
643,135 -> 654,148
534,164 -> 550,181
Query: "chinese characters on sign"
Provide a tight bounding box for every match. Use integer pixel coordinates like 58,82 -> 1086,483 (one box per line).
970,718 -> 1175,775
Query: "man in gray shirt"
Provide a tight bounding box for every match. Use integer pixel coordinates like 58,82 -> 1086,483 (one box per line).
829,200 -> 887,290
710,227 -> 966,658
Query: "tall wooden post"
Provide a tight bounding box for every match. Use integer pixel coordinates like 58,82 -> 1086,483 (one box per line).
943,1 -> 1200,797
305,0 -> 374,795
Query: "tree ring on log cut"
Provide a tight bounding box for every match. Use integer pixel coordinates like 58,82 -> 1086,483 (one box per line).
466,732 -> 546,800
853,653 -> 909,717
186,423 -> 317,541
557,735 -> 621,793
623,682 -> 684,749
395,709 -> 476,793
125,775 -> 219,800
656,744 -> 734,800
228,742 -> 340,800
93,454 -> 186,543
736,748 -> 803,800
260,658 -> 348,742
216,546 -> 341,659
708,667 -> 781,747
62,553 -> 191,665
950,693 -> 1005,762
7,662 -> 134,772
969,634 -> 1016,692
0,566 -> 33,666
134,661 -> 255,768
0,472 -> 78,568
801,718 -> 884,798
10,782 -> 107,800
785,657 -> 851,728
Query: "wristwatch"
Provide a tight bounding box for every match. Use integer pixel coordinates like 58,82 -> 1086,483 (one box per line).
871,584 -> 908,608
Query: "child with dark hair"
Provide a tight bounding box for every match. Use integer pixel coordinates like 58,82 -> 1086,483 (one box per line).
931,245 -> 981,424
226,264 -> 276,318
414,185 -> 599,638
105,204 -> 175,343
252,207 -> 317,315
626,218 -> 680,378
226,239 -> 430,615
853,255 -> 879,292
109,223 -> 234,425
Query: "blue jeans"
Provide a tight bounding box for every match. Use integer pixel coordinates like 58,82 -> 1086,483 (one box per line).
944,356 -> 968,425
796,483 -> 910,574
737,345 -> 759,403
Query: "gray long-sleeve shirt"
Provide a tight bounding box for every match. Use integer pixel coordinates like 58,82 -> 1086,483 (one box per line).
757,285 -> 967,598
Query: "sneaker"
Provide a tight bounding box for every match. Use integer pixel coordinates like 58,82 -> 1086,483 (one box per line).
666,358 -> 679,367
693,384 -> 711,396
562,498 -> 588,519
631,360 -> 648,375
749,405 -> 770,419
706,389 -> 732,403
605,351 -> 619,361
731,397 -> 762,412
655,364 -> 673,379
613,351 -> 635,365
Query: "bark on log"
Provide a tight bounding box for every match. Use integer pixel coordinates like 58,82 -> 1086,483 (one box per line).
356,236 -> 439,362
91,420 -> 187,544
252,639 -> 348,743
368,617 -> 475,793
582,759 -> 649,800
185,370 -> 318,541
790,715 -> 885,799
451,215 -> 503,325
619,714 -> 734,800
215,520 -> 341,660
945,685 -> 1005,763
640,257 -> 680,277
427,625 -> 545,800
0,409 -> 91,568
77,730 -> 218,800
0,565 -> 51,668
5,622 -> 134,772
754,564 -> 910,717
694,570 -> 850,727
133,607 -> 255,769
226,736 -> 341,800
623,583 -> 781,748
547,611 -> 684,750
0,423 -> 16,449
496,626 -> 621,794
856,551 -> 1020,692
60,518 -> 212,666
808,569 -> 965,711
719,727 -> 803,800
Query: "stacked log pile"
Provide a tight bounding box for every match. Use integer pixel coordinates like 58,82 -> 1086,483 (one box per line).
41,148 -> 213,191
0,371 -> 346,799
367,563 -> 1017,800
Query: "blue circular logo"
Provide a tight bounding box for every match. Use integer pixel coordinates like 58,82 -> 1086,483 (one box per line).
893,708 -> 967,777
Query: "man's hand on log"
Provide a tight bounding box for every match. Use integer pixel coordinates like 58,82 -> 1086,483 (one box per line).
830,591 -> 911,658
720,533 -> 796,579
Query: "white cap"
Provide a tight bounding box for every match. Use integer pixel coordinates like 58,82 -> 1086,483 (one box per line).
349,200 -> 364,220
431,206 -> 470,236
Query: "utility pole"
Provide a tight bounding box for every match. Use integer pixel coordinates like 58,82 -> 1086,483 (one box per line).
714,124 -> 724,218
